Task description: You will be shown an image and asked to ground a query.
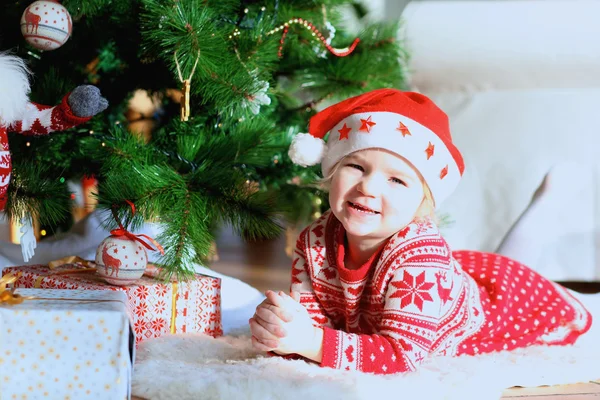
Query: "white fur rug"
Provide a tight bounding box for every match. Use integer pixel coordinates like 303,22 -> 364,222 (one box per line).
132,293 -> 600,400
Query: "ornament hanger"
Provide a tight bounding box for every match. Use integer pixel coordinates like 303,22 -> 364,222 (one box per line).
174,50 -> 201,122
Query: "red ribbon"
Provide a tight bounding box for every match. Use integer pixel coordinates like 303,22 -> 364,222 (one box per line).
110,200 -> 165,255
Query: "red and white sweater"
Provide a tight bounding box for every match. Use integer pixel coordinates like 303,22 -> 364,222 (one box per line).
290,211 -> 592,374
0,95 -> 91,210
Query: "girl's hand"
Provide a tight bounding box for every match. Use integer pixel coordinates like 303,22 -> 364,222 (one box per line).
264,290 -> 319,356
249,291 -> 293,352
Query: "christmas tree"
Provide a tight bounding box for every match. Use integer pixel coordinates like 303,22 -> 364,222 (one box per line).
0,0 -> 408,279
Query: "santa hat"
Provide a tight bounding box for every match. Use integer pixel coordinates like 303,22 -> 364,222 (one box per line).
288,88 -> 464,207
0,51 -> 31,126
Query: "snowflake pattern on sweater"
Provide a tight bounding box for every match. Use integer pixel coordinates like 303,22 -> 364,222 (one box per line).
290,211 -> 592,374
0,95 -> 91,210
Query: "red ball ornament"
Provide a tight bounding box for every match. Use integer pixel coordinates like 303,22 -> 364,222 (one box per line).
20,0 -> 72,51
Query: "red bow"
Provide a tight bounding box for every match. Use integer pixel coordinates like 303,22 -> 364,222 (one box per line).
110,200 -> 165,255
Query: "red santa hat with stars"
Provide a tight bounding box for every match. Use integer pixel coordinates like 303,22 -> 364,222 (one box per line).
288,88 -> 465,207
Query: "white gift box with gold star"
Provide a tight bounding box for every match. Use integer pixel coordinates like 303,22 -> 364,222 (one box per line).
0,288 -> 135,399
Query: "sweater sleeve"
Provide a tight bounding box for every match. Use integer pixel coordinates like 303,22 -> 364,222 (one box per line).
6,95 -> 91,135
290,227 -> 335,329
320,264 -> 451,374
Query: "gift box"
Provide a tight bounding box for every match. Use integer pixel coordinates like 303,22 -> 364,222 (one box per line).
3,264 -> 223,344
0,287 -> 135,399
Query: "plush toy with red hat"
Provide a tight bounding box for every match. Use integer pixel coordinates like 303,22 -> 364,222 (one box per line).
0,51 -> 108,263
0,51 -> 108,211
288,88 -> 465,207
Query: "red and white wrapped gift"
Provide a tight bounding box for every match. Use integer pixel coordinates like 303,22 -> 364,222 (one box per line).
3,263 -> 222,344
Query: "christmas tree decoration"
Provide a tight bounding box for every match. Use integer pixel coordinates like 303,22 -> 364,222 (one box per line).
19,213 -> 36,262
20,0 -> 72,51
125,89 -> 164,143
266,17 -> 360,58
95,201 -> 164,286
69,175 -> 98,222
242,80 -> 271,115
95,235 -> 149,285
174,51 -> 199,122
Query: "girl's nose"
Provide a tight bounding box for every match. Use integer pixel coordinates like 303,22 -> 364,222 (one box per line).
357,174 -> 382,197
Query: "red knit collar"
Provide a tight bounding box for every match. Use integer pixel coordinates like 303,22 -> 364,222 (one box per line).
334,220 -> 387,283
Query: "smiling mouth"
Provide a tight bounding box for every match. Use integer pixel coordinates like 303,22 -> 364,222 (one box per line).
348,201 -> 380,214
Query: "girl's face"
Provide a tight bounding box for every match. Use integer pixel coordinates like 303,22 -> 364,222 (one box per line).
329,149 -> 426,242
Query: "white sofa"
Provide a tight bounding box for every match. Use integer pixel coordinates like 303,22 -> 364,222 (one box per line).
401,0 -> 600,281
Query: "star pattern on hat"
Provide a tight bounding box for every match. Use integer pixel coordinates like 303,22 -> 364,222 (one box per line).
425,142 -> 435,160
440,165 -> 448,180
359,115 -> 376,133
396,121 -> 411,137
338,123 -> 352,140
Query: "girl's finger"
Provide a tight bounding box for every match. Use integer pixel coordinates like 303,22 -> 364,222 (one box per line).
265,290 -> 284,307
254,311 -> 287,337
256,306 -> 290,326
251,336 -> 276,352
255,298 -> 274,313
278,291 -> 304,312
249,317 -> 280,342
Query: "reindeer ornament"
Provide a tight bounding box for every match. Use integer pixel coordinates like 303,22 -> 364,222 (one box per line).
96,236 -> 150,286
20,0 -> 72,51
95,202 -> 164,286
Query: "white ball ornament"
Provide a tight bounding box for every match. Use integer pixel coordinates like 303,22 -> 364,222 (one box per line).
21,0 -> 72,51
95,236 -> 148,286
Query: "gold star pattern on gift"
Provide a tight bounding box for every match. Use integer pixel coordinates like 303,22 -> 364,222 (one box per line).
396,121 -> 411,137
359,115 -> 376,133
338,123 -> 351,140
425,142 -> 435,160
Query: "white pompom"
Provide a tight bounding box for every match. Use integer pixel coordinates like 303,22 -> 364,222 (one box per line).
288,133 -> 326,167
0,52 -> 31,126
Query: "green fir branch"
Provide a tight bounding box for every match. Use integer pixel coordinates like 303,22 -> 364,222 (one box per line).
6,161 -> 71,227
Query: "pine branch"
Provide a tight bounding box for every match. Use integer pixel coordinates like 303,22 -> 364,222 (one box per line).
6,161 -> 71,227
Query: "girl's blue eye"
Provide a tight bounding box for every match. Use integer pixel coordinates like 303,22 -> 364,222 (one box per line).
347,163 -> 364,171
391,177 -> 407,186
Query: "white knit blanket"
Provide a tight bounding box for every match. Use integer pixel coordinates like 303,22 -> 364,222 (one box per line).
132,293 -> 600,400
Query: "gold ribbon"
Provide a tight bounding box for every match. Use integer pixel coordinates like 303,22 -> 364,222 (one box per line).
0,273 -> 34,305
34,275 -> 44,289
36,257 -> 97,288
170,282 -> 178,334
48,255 -> 95,270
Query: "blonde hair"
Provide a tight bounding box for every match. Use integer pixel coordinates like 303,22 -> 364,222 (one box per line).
414,182 -> 436,221
320,153 -> 438,222
319,158 -> 342,190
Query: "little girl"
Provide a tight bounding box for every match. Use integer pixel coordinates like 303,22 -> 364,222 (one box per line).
249,88 -> 592,374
